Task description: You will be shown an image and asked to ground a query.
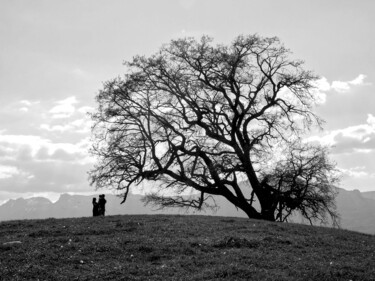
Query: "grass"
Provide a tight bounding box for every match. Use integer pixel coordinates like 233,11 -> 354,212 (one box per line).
0,215 -> 374,280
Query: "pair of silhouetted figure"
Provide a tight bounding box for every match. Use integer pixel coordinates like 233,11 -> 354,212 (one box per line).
92,194 -> 106,216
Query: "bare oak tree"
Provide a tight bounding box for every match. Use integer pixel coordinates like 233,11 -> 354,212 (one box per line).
90,35 -> 339,224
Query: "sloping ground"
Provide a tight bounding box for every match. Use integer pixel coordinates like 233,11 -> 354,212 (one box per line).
0,215 -> 374,280
1,187 -> 375,235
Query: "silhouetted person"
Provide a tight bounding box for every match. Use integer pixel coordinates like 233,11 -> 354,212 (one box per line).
98,194 -> 107,216
92,197 -> 99,217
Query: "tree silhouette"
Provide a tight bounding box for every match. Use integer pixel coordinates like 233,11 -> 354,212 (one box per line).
90,35 -> 339,224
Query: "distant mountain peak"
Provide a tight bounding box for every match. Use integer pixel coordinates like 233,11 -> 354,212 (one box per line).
25,197 -> 52,206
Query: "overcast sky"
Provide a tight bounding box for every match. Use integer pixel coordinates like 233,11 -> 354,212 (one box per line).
0,0 -> 374,204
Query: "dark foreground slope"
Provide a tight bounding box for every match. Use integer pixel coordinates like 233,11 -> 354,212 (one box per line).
0,215 -> 374,281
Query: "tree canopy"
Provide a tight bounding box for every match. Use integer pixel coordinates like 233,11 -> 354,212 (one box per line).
90,34 -> 339,224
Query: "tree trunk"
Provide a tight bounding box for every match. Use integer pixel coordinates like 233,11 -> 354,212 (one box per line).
260,208 -> 276,221
256,186 -> 278,221
240,204 -> 275,221
241,205 -> 262,220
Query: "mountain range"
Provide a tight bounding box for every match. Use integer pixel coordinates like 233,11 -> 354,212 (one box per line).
0,188 -> 374,235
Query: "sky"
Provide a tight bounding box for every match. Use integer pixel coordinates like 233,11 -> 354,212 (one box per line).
0,0 -> 374,204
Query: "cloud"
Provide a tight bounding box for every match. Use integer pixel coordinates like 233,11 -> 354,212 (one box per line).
307,113 -> 375,154
311,89 -> 327,104
367,114 -> 375,125
18,100 -> 40,113
349,74 -> 367,85
339,167 -> 372,179
307,114 -> 375,191
41,97 -> 93,135
331,81 -> 350,93
0,132 -> 92,164
0,134 -> 49,156
20,100 -> 40,107
40,118 -> 91,133
331,74 -> 367,93
40,99 -> 94,134
0,130 -> 94,195
0,161 -> 92,194
0,165 -> 21,179
77,106 -> 94,115
40,124 -> 69,132
35,146 -> 80,162
314,77 -> 331,92
49,96 -> 78,118
312,74 -> 368,102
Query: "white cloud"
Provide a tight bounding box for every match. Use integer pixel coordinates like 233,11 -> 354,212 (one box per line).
311,88 -> 327,104
0,130 -> 94,195
367,114 -> 375,126
0,165 -> 34,182
41,121 -> 79,133
331,74 -> 367,93
40,117 -> 92,134
314,77 -> 331,92
331,80 -> 350,93
20,100 -> 33,106
20,100 -> 40,106
78,106 -> 94,114
0,165 -> 21,179
349,74 -> 367,85
40,124 -> 66,132
313,74 -> 368,97
18,100 -> 40,113
0,134 -> 50,156
353,148 -> 373,154
0,132 -> 91,164
49,96 -> 78,118
307,113 -> 375,154
339,167 -> 370,178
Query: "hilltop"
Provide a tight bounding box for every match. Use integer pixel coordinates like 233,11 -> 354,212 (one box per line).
1,187 -> 375,234
0,215 -> 374,280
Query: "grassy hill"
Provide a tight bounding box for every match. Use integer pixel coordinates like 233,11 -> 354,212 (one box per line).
0,215 -> 374,280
